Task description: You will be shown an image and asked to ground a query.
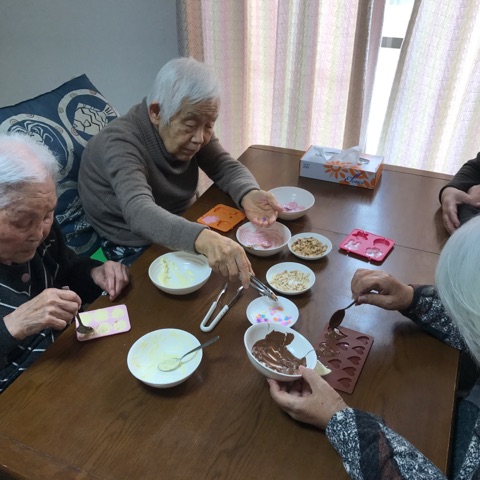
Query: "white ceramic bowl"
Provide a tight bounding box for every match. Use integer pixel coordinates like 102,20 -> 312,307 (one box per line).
148,252 -> 212,295
269,186 -> 315,220
288,232 -> 333,260
236,222 -> 291,257
127,329 -> 202,388
266,262 -> 315,295
246,295 -> 299,327
244,323 -> 317,381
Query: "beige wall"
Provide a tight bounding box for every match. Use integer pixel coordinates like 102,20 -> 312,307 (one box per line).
0,0 -> 179,114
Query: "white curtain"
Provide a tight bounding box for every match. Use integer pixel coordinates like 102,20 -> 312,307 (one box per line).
378,0 -> 480,174
177,0 -> 385,160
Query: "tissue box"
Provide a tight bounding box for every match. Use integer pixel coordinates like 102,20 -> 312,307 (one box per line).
299,145 -> 384,189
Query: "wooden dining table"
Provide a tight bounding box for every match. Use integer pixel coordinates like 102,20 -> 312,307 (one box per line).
0,145 -> 456,480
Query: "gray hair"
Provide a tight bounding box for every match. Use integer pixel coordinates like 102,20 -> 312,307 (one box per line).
436,215 -> 480,365
0,132 -> 59,208
146,57 -> 221,126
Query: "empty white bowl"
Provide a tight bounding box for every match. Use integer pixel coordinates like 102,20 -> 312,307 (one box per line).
266,262 -> 315,295
246,295 -> 299,327
127,329 -> 202,388
148,252 -> 212,295
244,323 -> 317,381
236,222 -> 291,257
288,232 -> 332,260
269,186 -> 315,220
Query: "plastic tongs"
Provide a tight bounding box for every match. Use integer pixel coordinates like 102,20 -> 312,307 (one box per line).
249,274 -> 278,301
200,283 -> 244,332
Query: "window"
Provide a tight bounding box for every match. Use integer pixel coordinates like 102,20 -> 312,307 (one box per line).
366,0 -> 415,154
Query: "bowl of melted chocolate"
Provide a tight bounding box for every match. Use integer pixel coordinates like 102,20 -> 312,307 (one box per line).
244,323 -> 317,381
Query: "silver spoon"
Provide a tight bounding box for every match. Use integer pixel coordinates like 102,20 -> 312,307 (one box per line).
157,335 -> 220,372
75,312 -> 95,335
61,286 -> 95,335
328,300 -> 356,330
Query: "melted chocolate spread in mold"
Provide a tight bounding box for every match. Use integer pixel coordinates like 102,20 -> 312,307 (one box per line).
325,328 -> 347,341
316,342 -> 339,358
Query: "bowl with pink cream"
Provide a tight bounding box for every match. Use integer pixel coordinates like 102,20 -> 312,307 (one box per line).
269,186 -> 315,220
236,222 -> 291,257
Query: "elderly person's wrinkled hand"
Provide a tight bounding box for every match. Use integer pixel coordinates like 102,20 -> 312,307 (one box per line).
267,366 -> 348,430
90,261 -> 130,300
351,268 -> 414,311
195,229 -> 254,288
241,190 -> 283,227
3,288 -> 81,340
440,186 -> 480,233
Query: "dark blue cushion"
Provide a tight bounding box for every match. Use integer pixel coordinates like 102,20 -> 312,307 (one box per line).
0,75 -> 119,256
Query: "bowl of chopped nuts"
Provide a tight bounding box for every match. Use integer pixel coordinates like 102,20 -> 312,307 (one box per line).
288,232 -> 332,260
266,262 -> 315,295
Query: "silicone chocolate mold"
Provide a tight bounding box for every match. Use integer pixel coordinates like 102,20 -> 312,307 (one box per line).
315,325 -> 373,394
76,304 -> 131,341
339,229 -> 395,263
197,204 -> 246,232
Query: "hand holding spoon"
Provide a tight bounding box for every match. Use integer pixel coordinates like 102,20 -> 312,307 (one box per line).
158,335 -> 220,372
61,286 -> 94,335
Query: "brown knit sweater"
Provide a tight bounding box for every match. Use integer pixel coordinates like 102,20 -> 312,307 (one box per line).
78,99 -> 259,252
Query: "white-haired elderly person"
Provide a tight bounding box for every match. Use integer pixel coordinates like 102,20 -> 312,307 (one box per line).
78,56 -> 282,287
0,133 -> 129,392
267,217 -> 480,479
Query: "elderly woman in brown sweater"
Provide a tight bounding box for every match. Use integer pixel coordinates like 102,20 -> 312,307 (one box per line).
78,57 -> 282,287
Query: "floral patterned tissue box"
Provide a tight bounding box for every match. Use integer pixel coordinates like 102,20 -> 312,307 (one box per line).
299,145 -> 384,189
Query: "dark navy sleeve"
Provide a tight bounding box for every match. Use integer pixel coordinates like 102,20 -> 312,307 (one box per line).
439,152 -> 480,199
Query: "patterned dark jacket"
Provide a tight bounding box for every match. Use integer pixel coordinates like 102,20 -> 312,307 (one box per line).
0,222 -> 101,392
325,286 -> 480,479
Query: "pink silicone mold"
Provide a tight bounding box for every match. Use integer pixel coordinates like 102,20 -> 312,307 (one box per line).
339,229 -> 395,263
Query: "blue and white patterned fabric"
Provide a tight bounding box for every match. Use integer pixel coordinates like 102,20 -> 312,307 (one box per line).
0,75 -> 119,256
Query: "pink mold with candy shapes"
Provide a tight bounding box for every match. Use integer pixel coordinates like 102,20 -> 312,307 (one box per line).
339,229 -> 395,263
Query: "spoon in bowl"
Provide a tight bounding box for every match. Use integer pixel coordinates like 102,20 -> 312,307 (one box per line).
328,300 -> 356,330
157,335 -> 220,372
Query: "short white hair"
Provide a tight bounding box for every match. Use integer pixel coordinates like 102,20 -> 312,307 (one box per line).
436,215 -> 480,364
0,132 -> 59,208
146,57 -> 221,126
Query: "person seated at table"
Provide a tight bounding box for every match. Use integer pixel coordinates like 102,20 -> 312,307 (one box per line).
267,217 -> 480,479
78,56 -> 282,287
0,132 -> 129,392
440,151 -> 480,233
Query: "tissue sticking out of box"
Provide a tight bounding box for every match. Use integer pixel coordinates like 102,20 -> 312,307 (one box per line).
315,145 -> 363,164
